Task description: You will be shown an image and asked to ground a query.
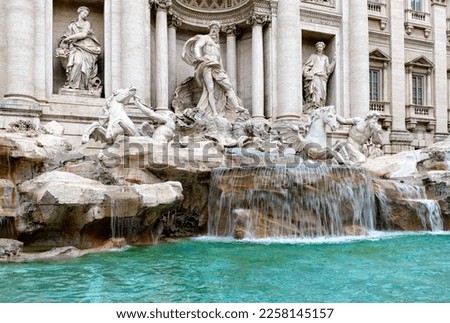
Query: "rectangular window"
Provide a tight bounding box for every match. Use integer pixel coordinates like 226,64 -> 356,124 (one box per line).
411,0 -> 423,11
412,74 -> 425,106
369,69 -> 381,101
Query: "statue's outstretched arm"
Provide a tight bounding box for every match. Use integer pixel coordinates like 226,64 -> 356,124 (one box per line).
134,96 -> 167,124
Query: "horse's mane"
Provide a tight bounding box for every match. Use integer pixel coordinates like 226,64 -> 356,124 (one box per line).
304,105 -> 335,136
310,105 -> 334,122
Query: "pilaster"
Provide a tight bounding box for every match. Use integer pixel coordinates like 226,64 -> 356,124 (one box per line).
431,0 -> 448,136
388,0 -> 411,152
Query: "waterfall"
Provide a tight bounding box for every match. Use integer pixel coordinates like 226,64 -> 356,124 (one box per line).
373,183 -> 392,230
109,192 -> 140,240
208,165 -> 377,239
393,183 -> 443,231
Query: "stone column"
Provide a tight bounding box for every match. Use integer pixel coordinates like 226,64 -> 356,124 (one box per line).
265,1 -> 278,120
389,0 -> 411,152
349,0 -> 369,116
276,0 -> 301,120
154,0 -> 171,112
34,0 -> 47,102
431,1 -> 449,138
5,0 -> 36,101
223,24 -> 238,91
168,15 -> 181,105
121,0 -> 150,102
248,13 -> 269,120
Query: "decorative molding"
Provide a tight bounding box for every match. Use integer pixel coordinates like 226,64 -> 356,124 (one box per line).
170,0 -> 256,28
300,9 -> 341,27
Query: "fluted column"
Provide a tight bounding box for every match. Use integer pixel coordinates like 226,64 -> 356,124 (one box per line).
431,1 -> 448,136
154,0 -> 171,112
5,0 -> 36,101
121,0 -> 149,101
248,13 -> 269,120
349,0 -> 370,116
168,14 -> 181,105
223,24 -> 238,91
276,0 -> 301,120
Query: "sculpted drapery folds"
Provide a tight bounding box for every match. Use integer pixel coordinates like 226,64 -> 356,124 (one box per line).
56,6 -> 102,92
181,21 -> 244,120
302,41 -> 335,113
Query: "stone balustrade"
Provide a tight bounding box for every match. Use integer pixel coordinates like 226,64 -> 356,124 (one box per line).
404,9 -> 432,37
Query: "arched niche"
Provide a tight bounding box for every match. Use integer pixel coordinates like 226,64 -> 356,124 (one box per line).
52,0 -> 104,97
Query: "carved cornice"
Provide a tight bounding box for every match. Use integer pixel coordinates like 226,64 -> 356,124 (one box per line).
300,8 -> 342,27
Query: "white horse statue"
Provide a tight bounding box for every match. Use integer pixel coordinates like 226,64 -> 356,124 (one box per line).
81,86 -> 140,144
293,106 -> 347,164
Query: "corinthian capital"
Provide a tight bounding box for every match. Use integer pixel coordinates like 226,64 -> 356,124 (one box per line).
168,14 -> 182,28
246,12 -> 270,27
152,0 -> 172,11
222,24 -> 240,36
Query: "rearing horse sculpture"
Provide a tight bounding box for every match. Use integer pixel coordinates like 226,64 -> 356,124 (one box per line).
81,86 -> 140,144
293,106 -> 347,164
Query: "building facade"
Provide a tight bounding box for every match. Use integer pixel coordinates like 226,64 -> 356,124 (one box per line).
0,0 -> 449,153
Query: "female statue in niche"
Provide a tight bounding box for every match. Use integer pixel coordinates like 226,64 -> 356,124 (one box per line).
56,6 -> 102,92
302,41 -> 335,113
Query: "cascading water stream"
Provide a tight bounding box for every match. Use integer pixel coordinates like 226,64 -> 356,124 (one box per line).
208,165 -> 377,239
393,183 -> 443,231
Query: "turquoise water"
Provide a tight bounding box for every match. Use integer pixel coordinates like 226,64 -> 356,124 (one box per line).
1,232 -> 449,303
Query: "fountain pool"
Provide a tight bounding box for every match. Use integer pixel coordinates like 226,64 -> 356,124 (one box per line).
1,232 -> 449,303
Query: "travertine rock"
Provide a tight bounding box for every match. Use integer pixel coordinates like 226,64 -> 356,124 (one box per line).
0,238 -> 23,257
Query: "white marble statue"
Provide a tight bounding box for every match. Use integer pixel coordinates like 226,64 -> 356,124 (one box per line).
134,96 -> 176,143
56,6 -> 102,92
181,21 -> 244,118
81,86 -> 140,144
302,41 -> 335,113
337,111 -> 384,164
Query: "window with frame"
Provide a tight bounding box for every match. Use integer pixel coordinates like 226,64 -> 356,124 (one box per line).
411,0 -> 423,11
412,74 -> 425,105
369,69 -> 381,101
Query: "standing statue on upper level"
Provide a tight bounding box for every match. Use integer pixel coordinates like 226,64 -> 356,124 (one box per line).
180,20 -> 245,119
55,6 -> 102,94
302,41 -> 336,113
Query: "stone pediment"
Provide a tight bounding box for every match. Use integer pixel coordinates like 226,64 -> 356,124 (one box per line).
369,49 -> 390,62
405,56 -> 435,69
